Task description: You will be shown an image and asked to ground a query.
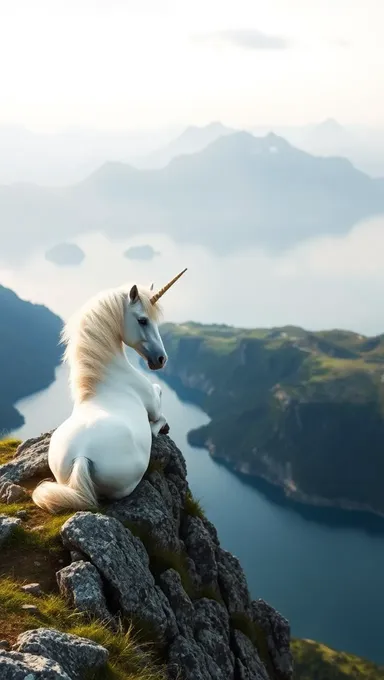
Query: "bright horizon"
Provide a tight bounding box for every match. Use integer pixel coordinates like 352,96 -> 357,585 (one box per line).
1,0 -> 383,132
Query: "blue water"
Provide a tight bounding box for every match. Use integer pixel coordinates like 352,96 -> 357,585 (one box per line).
11,362 -> 384,664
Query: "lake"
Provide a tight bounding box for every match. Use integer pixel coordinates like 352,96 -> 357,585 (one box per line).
11,358 -> 384,664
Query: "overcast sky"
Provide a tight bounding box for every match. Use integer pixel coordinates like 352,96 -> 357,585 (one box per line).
1,0 -> 383,132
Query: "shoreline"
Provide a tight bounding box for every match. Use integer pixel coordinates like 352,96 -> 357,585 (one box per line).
206,445 -> 384,521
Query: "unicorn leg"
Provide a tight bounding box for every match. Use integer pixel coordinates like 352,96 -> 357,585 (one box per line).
148,383 -> 169,436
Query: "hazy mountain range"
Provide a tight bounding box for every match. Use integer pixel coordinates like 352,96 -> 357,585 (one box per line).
1,119 -> 384,188
1,128 -> 383,263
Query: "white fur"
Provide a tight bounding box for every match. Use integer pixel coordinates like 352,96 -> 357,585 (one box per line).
32,284 -> 168,514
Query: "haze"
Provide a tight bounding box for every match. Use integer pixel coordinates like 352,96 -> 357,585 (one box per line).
1,0 -> 383,132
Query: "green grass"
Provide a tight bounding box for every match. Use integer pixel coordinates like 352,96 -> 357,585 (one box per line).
0,578 -> 167,680
3,512 -> 74,554
292,639 -> 384,680
183,491 -> 205,519
0,438 -> 20,465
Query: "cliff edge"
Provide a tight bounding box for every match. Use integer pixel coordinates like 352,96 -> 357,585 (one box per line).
0,433 -> 292,680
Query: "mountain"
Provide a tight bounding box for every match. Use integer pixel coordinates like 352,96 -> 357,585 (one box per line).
133,121 -> 236,168
1,131 -> 384,262
0,285 -> 63,432
0,431 -> 293,680
160,322 -> 384,517
293,119 -> 384,178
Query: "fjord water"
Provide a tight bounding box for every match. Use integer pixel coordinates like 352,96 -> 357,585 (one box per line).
11,360 -> 384,664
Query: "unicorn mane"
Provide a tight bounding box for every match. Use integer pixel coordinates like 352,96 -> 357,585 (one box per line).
62,284 -> 162,402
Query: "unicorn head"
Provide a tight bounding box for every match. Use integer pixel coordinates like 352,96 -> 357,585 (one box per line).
62,269 -> 187,402
123,268 -> 187,370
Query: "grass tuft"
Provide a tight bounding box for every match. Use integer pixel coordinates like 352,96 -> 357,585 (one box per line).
0,438 -> 20,465
0,578 -> 167,680
183,491 -> 205,520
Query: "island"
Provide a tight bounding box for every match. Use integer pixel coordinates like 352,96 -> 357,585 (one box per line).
161,322 -> 384,517
45,243 -> 85,266
0,285 -> 63,433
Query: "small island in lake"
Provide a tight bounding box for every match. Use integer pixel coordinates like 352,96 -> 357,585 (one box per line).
0,285 -> 63,433
45,242 -> 85,266
161,322 -> 384,517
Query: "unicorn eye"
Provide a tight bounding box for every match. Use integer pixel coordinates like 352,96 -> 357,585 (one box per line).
138,317 -> 148,327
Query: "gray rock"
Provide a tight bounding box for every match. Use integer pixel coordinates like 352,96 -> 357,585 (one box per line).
167,635 -> 225,680
0,649 -> 71,679
107,480 -> 179,552
0,481 -> 28,503
14,628 -> 108,680
0,432 -> 51,485
15,510 -> 28,519
217,548 -> 251,615
194,598 -> 234,678
232,630 -> 269,680
183,516 -> 218,593
0,514 -> 21,546
57,560 -> 112,622
0,641 -> 10,650
159,569 -> 195,637
251,599 -> 293,680
21,583 -> 42,596
61,512 -> 177,643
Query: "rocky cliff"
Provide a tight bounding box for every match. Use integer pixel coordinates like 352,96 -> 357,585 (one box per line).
0,433 -> 292,680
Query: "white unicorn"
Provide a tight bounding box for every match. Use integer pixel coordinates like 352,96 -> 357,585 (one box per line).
32,269 -> 187,514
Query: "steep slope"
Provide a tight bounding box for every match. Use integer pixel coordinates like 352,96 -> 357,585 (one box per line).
160,322 -> 384,516
0,285 -> 63,432
1,131 -> 384,261
0,432 -> 293,680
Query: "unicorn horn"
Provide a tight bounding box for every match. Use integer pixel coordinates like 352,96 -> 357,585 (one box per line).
150,268 -> 187,305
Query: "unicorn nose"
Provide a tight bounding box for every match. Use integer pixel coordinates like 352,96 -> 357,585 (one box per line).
158,355 -> 166,366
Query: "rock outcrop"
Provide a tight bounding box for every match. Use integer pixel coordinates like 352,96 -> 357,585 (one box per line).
0,431 -> 293,680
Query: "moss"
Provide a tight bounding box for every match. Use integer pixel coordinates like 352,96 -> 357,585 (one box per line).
124,521 -> 194,597
195,585 -> 224,605
183,491 -> 205,520
0,578 -> 167,680
230,612 -> 274,677
146,458 -> 166,475
292,638 -> 384,680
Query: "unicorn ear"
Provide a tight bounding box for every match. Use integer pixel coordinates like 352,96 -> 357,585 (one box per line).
129,285 -> 139,303
150,282 -> 154,291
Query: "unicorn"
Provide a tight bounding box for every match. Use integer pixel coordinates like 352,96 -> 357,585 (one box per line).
32,269 -> 187,514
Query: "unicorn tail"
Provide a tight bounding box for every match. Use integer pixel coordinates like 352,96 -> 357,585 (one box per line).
32,457 -> 98,514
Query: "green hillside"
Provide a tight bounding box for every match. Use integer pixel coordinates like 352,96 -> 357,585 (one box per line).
292,639 -> 384,680
161,322 -> 384,515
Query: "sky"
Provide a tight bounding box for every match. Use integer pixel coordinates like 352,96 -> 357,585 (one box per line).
1,0 -> 383,132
